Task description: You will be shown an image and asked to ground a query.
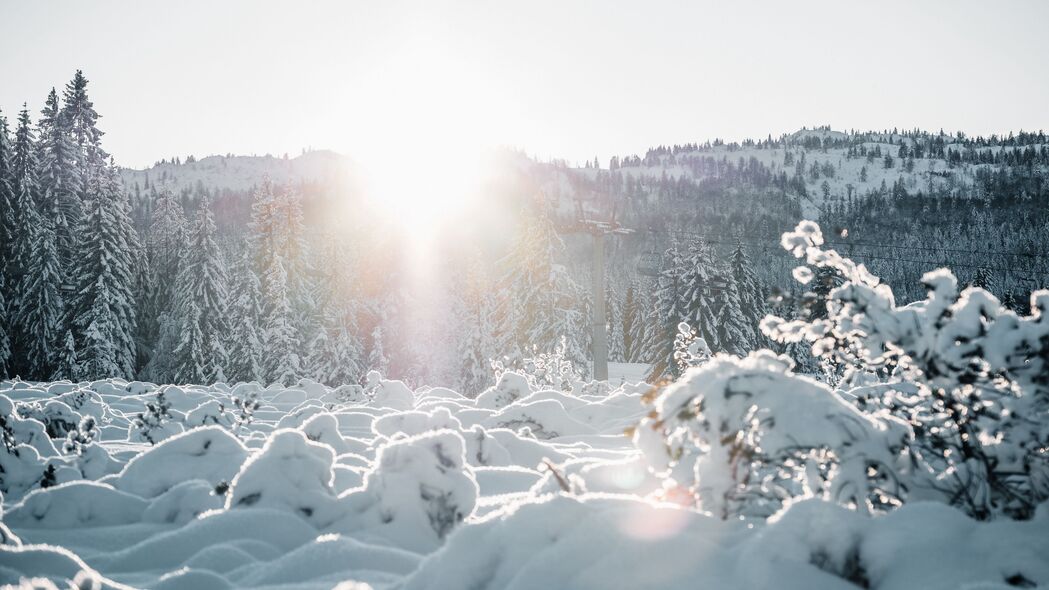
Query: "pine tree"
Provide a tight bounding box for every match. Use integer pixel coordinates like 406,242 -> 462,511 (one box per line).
141,190 -> 187,371
61,70 -> 106,203
170,196 -> 228,383
606,276 -> 625,362
677,239 -> 720,350
9,106 -> 43,375
456,261 -> 497,395
36,88 -> 79,276
227,252 -> 264,383
367,325 -> 390,376
730,241 -> 764,346
17,217 -> 65,379
713,276 -> 749,356
497,206 -> 587,372
71,164 -> 137,380
621,279 -> 648,363
644,244 -> 686,381
0,110 -> 14,376
261,255 -> 300,386
52,329 -> 79,382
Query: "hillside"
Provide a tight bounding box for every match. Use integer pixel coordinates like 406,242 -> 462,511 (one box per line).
118,149 -> 357,195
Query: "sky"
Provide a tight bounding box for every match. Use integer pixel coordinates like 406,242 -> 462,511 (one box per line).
2,0 -> 1049,169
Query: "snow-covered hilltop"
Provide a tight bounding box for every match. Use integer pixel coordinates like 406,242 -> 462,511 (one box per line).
572,126 -> 1049,218
118,149 -> 357,195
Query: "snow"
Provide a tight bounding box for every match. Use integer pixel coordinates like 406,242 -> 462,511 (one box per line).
1,365 -> 1046,589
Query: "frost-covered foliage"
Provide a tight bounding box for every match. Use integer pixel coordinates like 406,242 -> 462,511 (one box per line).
635,351 -> 910,518
1,256 -> 1047,590
762,220 -> 1049,519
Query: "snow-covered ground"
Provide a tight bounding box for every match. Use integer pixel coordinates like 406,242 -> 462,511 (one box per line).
2,369 -> 1046,590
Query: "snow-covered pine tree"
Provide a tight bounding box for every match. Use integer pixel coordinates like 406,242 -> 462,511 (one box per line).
606,275 -> 625,362
644,244 -> 685,380
171,196 -> 228,383
60,71 -> 106,205
455,259 -> 497,395
17,216 -> 65,379
677,238 -> 720,351
0,110 -> 13,376
622,279 -> 650,364
367,325 -> 390,377
305,233 -> 363,386
8,106 -> 44,375
36,88 -> 79,278
52,329 -> 79,382
260,255 -> 300,386
227,252 -> 264,383
140,190 -> 187,373
730,240 -> 765,345
71,163 -> 137,380
497,205 -> 588,373
712,274 -> 749,356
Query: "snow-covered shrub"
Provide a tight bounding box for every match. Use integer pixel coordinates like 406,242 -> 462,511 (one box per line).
365,371 -> 415,410
372,408 -> 463,440
763,220 -> 1049,519
299,412 -> 353,454
60,416 -> 120,480
185,399 -> 235,428
494,337 -> 583,393
227,429 -> 344,528
333,430 -> 478,553
635,351 -> 910,518
16,401 -> 81,439
672,321 -> 711,374
475,371 -> 531,410
115,426 -> 249,498
129,388 -> 183,444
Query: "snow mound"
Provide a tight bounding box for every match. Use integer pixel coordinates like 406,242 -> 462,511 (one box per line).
115,426 -> 249,498
227,429 -> 343,528
4,481 -> 147,529
333,430 -> 478,553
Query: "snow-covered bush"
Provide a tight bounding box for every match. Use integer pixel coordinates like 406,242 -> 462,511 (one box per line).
115,426 -> 249,498
334,430 -> 478,553
16,400 -> 81,439
635,351 -> 910,518
763,220 -> 1049,519
227,429 -> 344,528
129,387 -> 184,444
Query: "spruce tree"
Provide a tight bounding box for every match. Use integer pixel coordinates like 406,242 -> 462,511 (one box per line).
36,88 -> 79,275
729,241 -> 764,346
261,255 -> 300,385
18,217 -> 65,379
52,329 -> 79,382
227,252 -> 264,383
61,70 -> 106,202
498,206 -> 587,372
644,244 -> 686,381
9,106 -> 43,375
677,239 -> 720,350
71,164 -> 137,380
0,110 -> 14,376
456,261 -> 497,395
171,196 -> 228,383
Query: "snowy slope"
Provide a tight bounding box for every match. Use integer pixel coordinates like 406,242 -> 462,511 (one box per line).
2,370 -> 1046,590
118,149 -> 357,194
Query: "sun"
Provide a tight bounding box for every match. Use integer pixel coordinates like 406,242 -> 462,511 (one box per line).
347,41 -> 498,243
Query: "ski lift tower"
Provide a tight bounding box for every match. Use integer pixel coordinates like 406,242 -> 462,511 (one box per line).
563,197 -> 633,381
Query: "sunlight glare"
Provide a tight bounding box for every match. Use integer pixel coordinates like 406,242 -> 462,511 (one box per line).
350,42 -> 498,245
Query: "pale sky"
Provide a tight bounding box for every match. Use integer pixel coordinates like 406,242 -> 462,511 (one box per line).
2,0 -> 1048,169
